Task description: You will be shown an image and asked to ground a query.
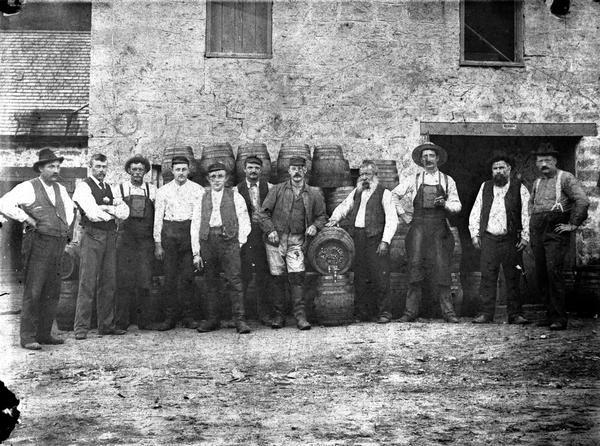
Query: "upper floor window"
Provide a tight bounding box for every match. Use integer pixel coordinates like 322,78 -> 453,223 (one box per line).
206,0 -> 272,59
460,0 -> 524,67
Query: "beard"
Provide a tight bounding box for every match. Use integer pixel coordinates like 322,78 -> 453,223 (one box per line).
493,174 -> 508,186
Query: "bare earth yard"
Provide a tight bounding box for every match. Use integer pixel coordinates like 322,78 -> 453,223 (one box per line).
1,291 -> 599,446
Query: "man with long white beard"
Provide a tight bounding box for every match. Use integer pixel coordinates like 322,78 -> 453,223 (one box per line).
469,154 -> 530,324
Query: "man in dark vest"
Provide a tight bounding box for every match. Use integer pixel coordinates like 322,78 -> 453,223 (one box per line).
234,156 -> 273,325
392,142 -> 462,323
326,160 -> 398,323
529,143 -> 589,330
0,149 -> 75,350
468,154 -> 531,324
191,163 -> 251,333
256,157 -> 328,330
72,153 -> 130,340
114,155 -> 157,331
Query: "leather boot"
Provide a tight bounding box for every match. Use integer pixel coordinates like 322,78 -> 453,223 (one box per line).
290,273 -> 310,330
400,283 -> 421,322
271,275 -> 286,329
148,304 -> 177,331
439,285 -> 459,323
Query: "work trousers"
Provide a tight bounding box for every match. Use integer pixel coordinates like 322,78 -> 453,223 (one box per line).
161,220 -> 195,320
353,229 -> 391,319
240,223 -> 271,319
478,232 -> 523,319
115,232 -> 154,329
20,232 -> 67,344
201,228 -> 245,321
74,227 -> 118,335
530,213 -> 571,325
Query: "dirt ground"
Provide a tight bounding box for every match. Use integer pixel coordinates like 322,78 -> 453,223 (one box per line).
1,290 -> 599,446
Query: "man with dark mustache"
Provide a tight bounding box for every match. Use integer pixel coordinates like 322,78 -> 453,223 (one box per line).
0,149 -> 75,350
392,142 -> 462,323
529,143 -> 589,330
113,155 -> 156,331
256,157 -> 328,330
468,154 -> 530,324
326,160 -> 398,323
73,153 -> 130,340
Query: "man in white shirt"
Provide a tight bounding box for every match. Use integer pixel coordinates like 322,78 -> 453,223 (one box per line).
327,160 -> 398,323
192,163 -> 252,334
233,156 -> 273,326
469,154 -> 530,324
0,149 -> 75,350
72,153 -> 130,340
151,155 -> 205,331
113,155 -> 157,331
392,142 -> 462,323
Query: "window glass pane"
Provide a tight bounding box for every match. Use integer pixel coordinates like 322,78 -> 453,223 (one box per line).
464,0 -> 515,62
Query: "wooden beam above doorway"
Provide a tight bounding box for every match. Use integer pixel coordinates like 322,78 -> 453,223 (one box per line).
420,122 -> 597,137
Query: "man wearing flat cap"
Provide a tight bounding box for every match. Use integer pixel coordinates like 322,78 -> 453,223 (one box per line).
152,155 -> 204,331
0,149 -> 75,350
256,156 -> 328,330
233,156 -> 274,325
392,142 -> 462,323
530,142 -> 589,330
191,162 -> 252,333
113,155 -> 157,331
469,153 -> 530,325
73,153 -> 130,340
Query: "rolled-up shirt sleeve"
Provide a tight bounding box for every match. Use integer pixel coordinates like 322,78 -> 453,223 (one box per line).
381,189 -> 398,244
391,179 -> 413,225
72,181 -> 112,222
234,191 -> 251,245
0,182 -> 35,222
520,185 -> 530,242
468,184 -> 484,239
444,176 -> 462,214
153,187 -> 166,244
563,173 -> 590,226
330,188 -> 356,224
190,200 -> 201,256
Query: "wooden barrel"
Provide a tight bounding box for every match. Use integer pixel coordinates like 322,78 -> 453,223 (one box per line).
314,273 -> 354,326
60,242 -> 80,280
161,146 -> 195,181
521,303 -> 547,323
449,226 -> 461,273
325,186 -> 354,231
389,223 -> 410,272
235,143 -> 272,183
198,143 -> 236,187
56,280 -> 78,331
372,160 -> 399,190
276,144 -> 312,183
574,266 -> 600,316
307,226 -> 354,275
389,271 -> 409,318
310,145 -> 352,188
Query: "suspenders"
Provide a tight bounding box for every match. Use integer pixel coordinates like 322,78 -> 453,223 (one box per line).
533,170 -> 564,212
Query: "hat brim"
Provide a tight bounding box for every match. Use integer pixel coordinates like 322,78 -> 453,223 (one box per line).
33,156 -> 64,172
411,143 -> 447,167
531,150 -> 560,158
124,157 -> 151,173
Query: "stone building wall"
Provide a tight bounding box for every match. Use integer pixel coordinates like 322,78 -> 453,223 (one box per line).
88,0 -> 600,263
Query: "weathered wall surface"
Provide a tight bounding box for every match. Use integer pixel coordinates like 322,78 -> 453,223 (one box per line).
87,0 -> 599,262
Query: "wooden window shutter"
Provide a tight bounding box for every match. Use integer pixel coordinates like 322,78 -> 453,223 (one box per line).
206,0 -> 272,58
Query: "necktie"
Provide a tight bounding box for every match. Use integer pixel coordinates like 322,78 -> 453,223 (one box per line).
250,184 -> 258,209
99,181 -> 105,191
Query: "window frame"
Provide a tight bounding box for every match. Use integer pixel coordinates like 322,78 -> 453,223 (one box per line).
459,0 -> 524,68
205,0 -> 273,59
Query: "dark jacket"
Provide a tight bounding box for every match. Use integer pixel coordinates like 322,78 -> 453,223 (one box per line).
257,180 -> 328,235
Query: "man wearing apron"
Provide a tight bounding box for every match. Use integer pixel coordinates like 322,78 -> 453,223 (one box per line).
392,142 -> 462,323
114,155 -> 156,331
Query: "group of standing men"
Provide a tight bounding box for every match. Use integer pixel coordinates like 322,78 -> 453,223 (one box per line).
0,140 -> 589,350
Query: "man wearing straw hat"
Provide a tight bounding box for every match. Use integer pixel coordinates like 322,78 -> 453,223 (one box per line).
233,155 -> 273,326
257,156 -> 328,330
0,148 -> 75,350
191,162 -> 252,334
113,154 -> 157,331
326,159 -> 398,324
73,153 -> 130,340
392,142 -> 462,323
529,142 -> 589,330
151,155 -> 204,331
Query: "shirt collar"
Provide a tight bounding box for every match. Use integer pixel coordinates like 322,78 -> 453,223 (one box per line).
90,176 -> 103,187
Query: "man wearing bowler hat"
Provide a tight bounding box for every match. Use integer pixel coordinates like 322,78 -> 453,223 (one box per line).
392,142 -> 462,323
113,155 -> 157,331
0,148 -> 75,350
529,142 -> 589,330
73,153 -> 130,340
256,156 -> 328,330
151,155 -> 204,330
191,162 -> 252,333
233,156 -> 274,325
